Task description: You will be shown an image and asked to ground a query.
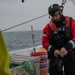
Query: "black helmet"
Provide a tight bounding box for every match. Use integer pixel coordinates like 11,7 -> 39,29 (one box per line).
48,4 -> 60,16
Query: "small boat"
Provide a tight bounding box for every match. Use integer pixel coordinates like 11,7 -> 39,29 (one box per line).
9,0 -> 75,75
1,0 -> 75,75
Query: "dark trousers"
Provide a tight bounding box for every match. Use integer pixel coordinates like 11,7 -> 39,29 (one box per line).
49,51 -> 75,75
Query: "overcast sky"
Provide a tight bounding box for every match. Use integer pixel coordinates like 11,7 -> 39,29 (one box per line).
0,0 -> 75,32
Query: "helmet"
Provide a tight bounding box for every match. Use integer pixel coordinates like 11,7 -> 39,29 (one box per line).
48,4 -> 60,16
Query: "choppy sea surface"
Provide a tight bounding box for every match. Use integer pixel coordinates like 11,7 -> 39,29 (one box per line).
3,30 -> 42,52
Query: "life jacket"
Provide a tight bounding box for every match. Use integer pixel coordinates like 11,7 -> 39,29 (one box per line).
49,16 -> 72,49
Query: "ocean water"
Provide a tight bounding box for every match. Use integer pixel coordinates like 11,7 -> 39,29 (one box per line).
3,30 -> 42,52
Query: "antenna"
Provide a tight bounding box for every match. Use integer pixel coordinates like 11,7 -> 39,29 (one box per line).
31,25 -> 36,52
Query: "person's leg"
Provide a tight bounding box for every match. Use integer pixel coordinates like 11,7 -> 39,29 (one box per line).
49,57 -> 62,75
64,53 -> 75,75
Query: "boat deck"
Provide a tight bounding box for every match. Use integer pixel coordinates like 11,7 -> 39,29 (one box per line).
10,45 -> 49,75
9,45 -> 64,75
